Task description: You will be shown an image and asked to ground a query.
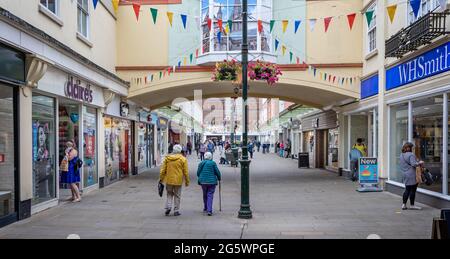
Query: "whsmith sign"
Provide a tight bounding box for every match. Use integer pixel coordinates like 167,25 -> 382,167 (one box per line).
386,41 -> 450,91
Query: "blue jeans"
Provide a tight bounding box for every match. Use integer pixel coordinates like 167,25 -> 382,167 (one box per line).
201,184 -> 216,213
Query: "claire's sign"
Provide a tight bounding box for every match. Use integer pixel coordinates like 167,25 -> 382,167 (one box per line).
386,42 -> 450,91
65,76 -> 93,103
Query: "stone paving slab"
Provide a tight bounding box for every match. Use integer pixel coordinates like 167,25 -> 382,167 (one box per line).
0,152 -> 440,239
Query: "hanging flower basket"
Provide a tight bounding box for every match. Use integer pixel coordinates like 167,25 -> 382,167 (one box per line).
248,60 -> 282,86
212,60 -> 241,82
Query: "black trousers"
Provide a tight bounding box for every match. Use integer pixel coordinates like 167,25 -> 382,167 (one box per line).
403,184 -> 418,205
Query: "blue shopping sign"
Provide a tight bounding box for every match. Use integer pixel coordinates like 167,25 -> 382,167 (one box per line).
359,158 -> 378,185
386,42 -> 450,91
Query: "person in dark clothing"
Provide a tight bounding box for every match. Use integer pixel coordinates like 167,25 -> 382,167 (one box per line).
187,141 -> 192,155
399,142 -> 424,210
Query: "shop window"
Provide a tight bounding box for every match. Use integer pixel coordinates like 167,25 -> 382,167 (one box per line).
389,103 -> 409,183
83,106 -> 97,188
328,128 -> 339,168
0,85 -> 15,218
413,96 -> 444,194
32,94 -> 57,205
350,115 -> 369,156
0,44 -> 25,83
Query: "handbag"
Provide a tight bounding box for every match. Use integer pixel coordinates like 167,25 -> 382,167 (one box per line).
158,181 -> 164,197
415,166 -> 424,185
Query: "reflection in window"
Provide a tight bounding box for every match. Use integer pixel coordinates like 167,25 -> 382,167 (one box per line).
389,103 -> 409,183
202,0 -> 271,53
413,96 -> 443,194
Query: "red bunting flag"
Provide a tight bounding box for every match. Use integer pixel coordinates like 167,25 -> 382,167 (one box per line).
196,49 -> 199,58
324,17 -> 332,32
258,20 -> 263,34
296,57 -> 300,65
218,19 -> 223,31
333,76 -> 336,83
207,18 -> 212,30
347,13 -> 356,30
133,3 -> 141,21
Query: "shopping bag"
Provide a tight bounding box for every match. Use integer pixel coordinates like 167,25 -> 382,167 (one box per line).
158,181 -> 164,197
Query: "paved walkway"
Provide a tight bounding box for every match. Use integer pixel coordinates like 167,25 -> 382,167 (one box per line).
0,152 -> 439,239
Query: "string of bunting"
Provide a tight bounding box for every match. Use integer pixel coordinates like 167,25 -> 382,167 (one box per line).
273,37 -> 359,86
90,0 -> 448,34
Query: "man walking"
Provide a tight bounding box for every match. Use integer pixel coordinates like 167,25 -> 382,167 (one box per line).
159,145 -> 190,216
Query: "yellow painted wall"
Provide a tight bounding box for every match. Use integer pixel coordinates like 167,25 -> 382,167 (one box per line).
116,4 -> 170,66
306,0 -> 363,65
0,0 -> 117,73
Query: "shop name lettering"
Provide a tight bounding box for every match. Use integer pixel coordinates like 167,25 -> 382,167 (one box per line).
65,77 -> 93,103
398,44 -> 450,84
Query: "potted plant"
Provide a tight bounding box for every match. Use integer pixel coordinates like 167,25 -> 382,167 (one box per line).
212,60 -> 241,82
248,60 -> 282,85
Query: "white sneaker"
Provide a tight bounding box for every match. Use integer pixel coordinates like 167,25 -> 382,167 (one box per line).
410,206 -> 422,210
402,204 -> 408,210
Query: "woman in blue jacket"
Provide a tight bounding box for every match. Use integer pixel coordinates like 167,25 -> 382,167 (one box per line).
197,152 -> 222,216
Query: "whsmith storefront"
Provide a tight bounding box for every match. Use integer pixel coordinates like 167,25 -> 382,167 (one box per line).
385,40 -> 450,207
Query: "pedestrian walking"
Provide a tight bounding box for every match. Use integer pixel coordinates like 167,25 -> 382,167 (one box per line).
399,142 -> 424,211
256,140 -> 261,152
248,141 -> 254,159
195,141 -> 200,157
197,152 -> 222,216
199,142 -> 206,161
285,139 -> 291,158
279,142 -> 284,157
159,145 -> 190,216
60,141 -> 82,203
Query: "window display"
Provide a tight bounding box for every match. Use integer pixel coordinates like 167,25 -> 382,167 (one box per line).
412,96 -> 443,194
83,106 -> 97,188
32,95 -> 57,205
0,85 -> 15,218
328,128 -> 339,168
389,103 -> 409,183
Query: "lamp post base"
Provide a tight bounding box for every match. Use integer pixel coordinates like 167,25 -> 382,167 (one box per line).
238,204 -> 253,219
238,158 -> 252,219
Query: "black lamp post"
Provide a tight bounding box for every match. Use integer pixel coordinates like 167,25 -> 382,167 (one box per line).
238,0 -> 252,219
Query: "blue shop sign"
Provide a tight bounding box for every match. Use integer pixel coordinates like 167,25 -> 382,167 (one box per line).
361,74 -> 379,99
386,41 -> 450,91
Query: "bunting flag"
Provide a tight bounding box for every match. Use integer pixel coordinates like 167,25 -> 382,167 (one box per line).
309,19 -> 317,32
133,3 -> 141,21
225,24 -> 230,34
151,75 -> 154,82
282,20 -> 289,33
190,54 -> 193,64
207,18 -> 212,30
181,14 -> 187,29
294,20 -> 301,34
365,10 -> 375,27
275,39 -> 279,51
217,31 -> 222,44
178,61 -> 181,68
150,8 -> 158,24
324,17 -> 332,33
93,0 -> 99,10
196,49 -> 199,58
218,19 -> 223,31
289,52 -> 293,63
228,20 -> 233,32
387,5 -> 397,24
112,0 -> 119,13
270,20 -> 275,33
183,57 -> 187,66
167,12 -> 174,27
410,0 -> 421,19
282,45 -> 286,56
296,57 -> 300,65
258,20 -> 263,34
159,71 -> 163,79
347,13 -> 356,30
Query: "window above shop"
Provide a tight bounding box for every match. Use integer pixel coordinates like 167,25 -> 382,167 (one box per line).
40,0 -> 59,16
407,0 -> 440,25
366,3 -> 377,54
198,0 -> 276,64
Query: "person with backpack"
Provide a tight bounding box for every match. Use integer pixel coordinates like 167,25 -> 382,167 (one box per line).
159,145 -> 190,216
349,146 -> 362,182
399,142 -> 424,210
197,152 -> 222,216
60,141 -> 82,203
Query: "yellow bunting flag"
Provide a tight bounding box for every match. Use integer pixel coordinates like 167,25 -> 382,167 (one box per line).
112,0 -> 120,13
225,24 -> 230,35
387,5 -> 397,24
282,45 -> 286,56
167,12 -> 174,27
183,57 -> 187,66
282,20 -> 289,33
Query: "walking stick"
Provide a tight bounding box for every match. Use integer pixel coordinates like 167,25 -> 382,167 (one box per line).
219,181 -> 222,212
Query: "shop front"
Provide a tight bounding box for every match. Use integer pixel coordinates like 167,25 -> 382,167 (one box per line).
136,110 -> 154,174
32,68 -> 103,212
156,117 -> 169,165
301,110 -> 339,171
385,40 -> 450,206
0,43 -> 22,227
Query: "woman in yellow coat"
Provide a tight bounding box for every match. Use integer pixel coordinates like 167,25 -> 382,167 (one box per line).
160,144 -> 190,216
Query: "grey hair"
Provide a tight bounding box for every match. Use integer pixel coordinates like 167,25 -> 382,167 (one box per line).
173,144 -> 183,154
204,152 -> 213,160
